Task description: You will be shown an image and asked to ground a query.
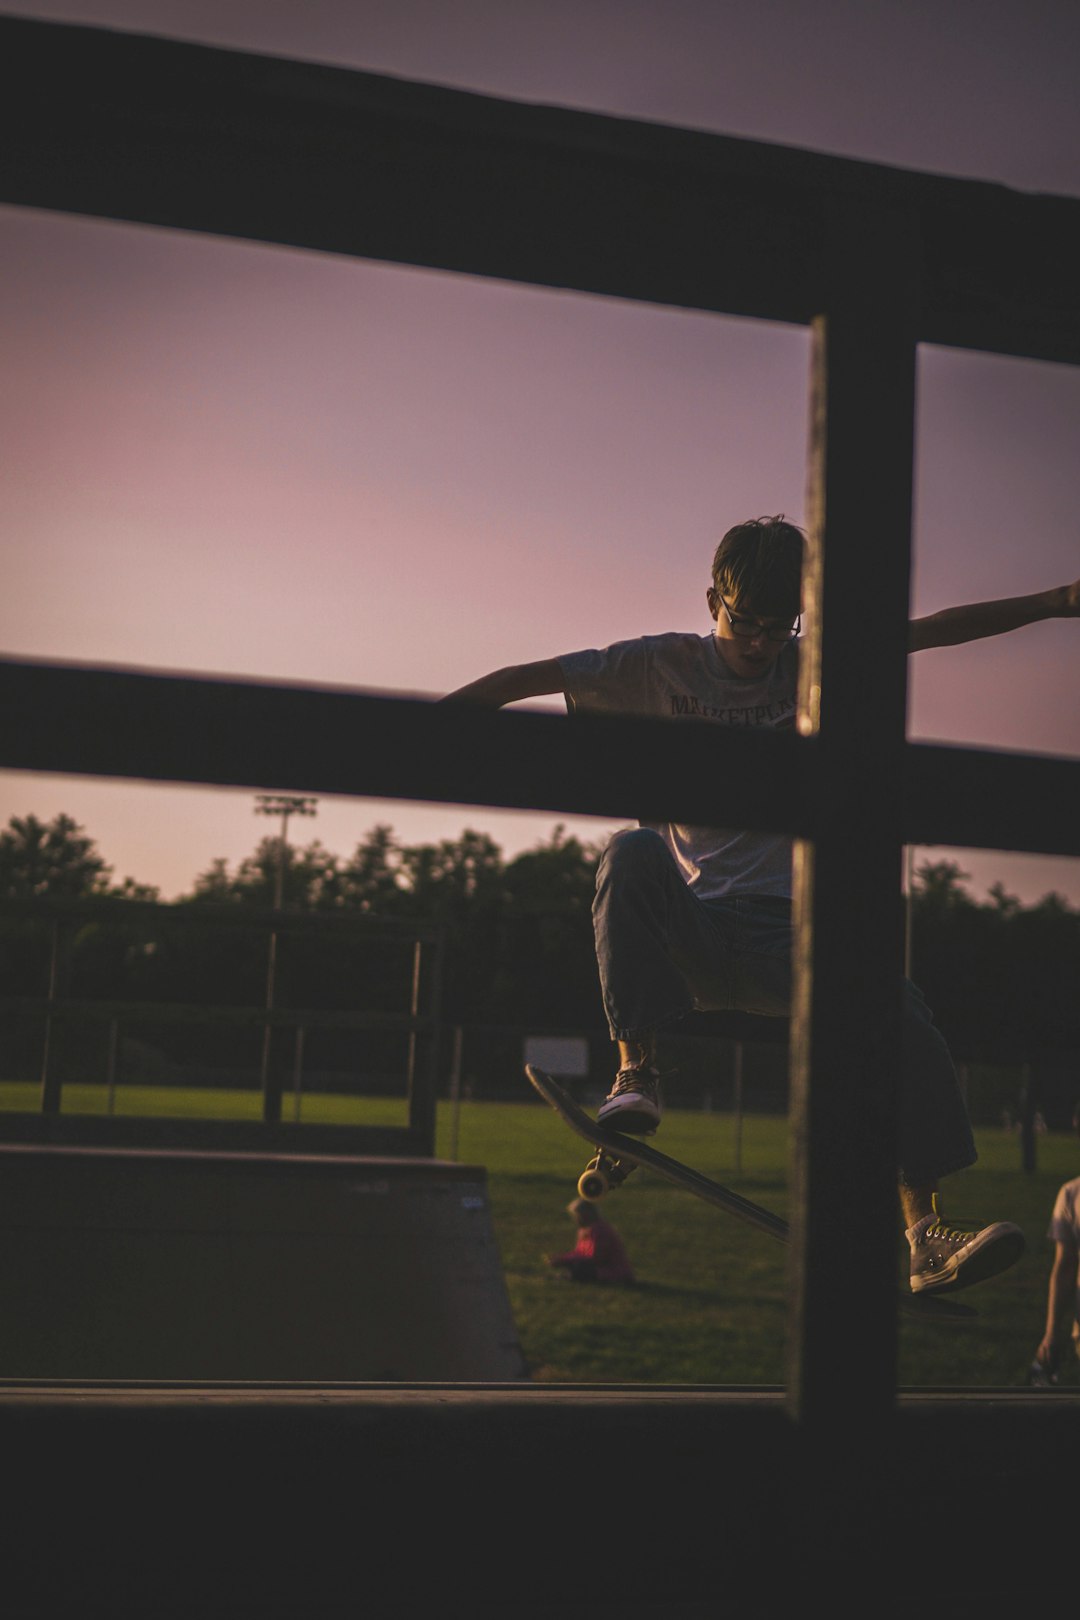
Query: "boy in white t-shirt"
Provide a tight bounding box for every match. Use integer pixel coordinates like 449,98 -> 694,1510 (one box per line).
1030,1109 -> 1080,1384
445,515 -> 1080,1296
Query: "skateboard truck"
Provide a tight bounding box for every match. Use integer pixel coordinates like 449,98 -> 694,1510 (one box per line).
578,1149 -> 636,1200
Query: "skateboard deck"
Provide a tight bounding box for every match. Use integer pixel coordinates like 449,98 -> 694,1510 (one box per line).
526,1064 -> 976,1322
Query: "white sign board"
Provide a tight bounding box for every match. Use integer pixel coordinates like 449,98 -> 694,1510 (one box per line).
523,1036 -> 589,1078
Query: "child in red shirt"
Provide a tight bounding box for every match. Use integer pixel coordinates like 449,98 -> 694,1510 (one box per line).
547,1197 -> 635,1285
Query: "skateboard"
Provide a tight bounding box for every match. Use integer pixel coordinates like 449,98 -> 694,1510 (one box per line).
525,1064 -> 976,1322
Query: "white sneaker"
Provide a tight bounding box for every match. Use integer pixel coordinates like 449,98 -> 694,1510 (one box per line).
596,1066 -> 662,1135
908,1195 -> 1025,1294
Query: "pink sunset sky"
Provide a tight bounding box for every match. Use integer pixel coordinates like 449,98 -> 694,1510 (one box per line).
3,0 -> 1080,903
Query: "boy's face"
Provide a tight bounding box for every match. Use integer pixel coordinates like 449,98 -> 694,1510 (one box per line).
706,583 -> 799,679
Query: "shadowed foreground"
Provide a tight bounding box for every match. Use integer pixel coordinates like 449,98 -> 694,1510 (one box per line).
3,1380 -> 1076,1615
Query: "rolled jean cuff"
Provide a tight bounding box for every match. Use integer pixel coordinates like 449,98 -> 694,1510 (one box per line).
607,1000 -> 695,1042
898,1144 -> 978,1189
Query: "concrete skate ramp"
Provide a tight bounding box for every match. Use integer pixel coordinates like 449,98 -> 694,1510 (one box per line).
0,1144 -> 527,1381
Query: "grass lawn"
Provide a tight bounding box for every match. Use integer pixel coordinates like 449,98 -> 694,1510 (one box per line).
2,1082 -> 1076,1388
434,1100 -> 1078,1389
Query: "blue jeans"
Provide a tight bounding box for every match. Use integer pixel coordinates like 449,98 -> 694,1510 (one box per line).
592,828 -> 976,1186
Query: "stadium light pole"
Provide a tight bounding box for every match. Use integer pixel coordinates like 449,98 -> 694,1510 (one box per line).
254,794 -> 318,1117
255,793 -> 319,909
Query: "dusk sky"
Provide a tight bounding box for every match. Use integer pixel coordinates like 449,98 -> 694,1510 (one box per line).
3,0 -> 1080,904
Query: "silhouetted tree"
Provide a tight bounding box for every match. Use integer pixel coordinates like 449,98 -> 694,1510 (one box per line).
913,859 -> 975,913
332,825 -> 404,913
496,826 -> 602,1024
185,836 -> 342,909
0,813 -> 111,899
398,830 -> 504,916
6,813 -> 1080,1095
909,859 -> 1080,1062
391,831 -> 507,1024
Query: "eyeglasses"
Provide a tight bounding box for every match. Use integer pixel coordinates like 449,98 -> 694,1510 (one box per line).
717,596 -> 800,643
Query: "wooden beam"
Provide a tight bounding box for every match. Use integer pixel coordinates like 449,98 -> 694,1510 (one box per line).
0,894 -> 440,937
2,1382 -> 1078,1607
903,742 -> 1080,855
2,655 -> 1077,858
0,656 -> 813,840
0,1113 -> 430,1155
788,206 -> 920,1426
2,17 -> 1080,364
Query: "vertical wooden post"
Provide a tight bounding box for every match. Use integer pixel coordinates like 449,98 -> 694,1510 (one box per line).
292,1023 -> 306,1123
260,922 -> 282,1125
106,1017 -> 119,1115
407,931 -> 442,1156
1019,1059 -> 1037,1174
405,939 -> 422,1104
733,1040 -> 744,1174
40,919 -> 62,1115
904,843 -> 915,979
787,206 -> 921,1428
448,1025 -> 464,1162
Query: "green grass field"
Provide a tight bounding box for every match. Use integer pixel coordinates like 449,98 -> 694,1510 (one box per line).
2,1082 -> 1075,1388
439,1100 -> 1080,1388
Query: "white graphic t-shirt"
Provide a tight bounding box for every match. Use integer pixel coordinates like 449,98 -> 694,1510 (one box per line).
1048,1176 -> 1080,1247
1047,1175 -> 1080,1338
557,632 -> 798,900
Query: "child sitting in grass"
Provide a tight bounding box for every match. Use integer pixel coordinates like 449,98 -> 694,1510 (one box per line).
546,1197 -> 636,1285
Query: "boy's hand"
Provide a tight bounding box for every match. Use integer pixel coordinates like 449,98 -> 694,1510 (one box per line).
1058,578 -> 1080,616
1034,1335 -> 1060,1374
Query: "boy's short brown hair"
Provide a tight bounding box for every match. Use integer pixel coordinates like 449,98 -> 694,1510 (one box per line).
711,515 -> 805,619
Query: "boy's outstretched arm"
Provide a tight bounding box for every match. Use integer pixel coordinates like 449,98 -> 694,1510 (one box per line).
909,578 -> 1080,652
440,658 -> 565,707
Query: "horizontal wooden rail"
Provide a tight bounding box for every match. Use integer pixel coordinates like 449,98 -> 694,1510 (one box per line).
0,1113 -> 427,1153
0,655 -> 814,839
2,656 -> 1077,859
902,743 -> 1080,854
0,997 -> 435,1033
0,894 -> 441,940
2,16 -> 1080,364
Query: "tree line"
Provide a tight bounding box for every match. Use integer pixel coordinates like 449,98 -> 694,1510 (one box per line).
0,814 -> 604,1087
2,813 -> 1079,1076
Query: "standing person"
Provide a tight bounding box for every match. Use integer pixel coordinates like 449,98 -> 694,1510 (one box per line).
1029,1109 -> 1080,1386
444,514 -> 1080,1296
546,1197 -> 636,1285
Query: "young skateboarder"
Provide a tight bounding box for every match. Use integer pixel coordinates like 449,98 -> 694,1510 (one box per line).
444,515 -> 1080,1294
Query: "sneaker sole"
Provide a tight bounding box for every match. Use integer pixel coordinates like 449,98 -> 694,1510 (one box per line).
596,1103 -> 661,1136
911,1223 -> 1026,1295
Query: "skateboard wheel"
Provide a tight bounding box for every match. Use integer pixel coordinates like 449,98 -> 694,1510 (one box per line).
578,1167 -> 609,1199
